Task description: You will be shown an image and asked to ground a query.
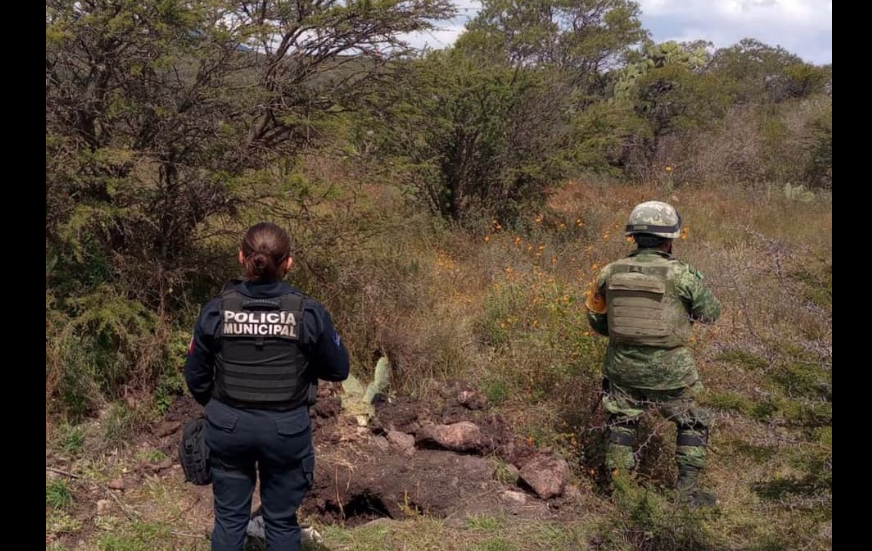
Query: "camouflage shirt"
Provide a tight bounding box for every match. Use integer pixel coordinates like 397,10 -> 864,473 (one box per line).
586,249 -> 721,390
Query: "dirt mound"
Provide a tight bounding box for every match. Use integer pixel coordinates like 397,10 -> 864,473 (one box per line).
300,381 -> 580,526
306,444 -> 551,526
370,382 -> 537,466
148,381 -> 581,529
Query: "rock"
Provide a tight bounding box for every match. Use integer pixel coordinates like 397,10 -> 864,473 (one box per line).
108,478 -> 125,491
247,515 -> 321,544
302,527 -> 323,544
155,421 -> 181,438
386,431 -> 416,456
247,516 -> 265,540
416,422 -> 484,454
96,499 -> 112,516
564,484 -> 582,502
499,490 -> 528,506
457,390 -> 488,411
519,456 -> 569,500
373,436 -> 390,452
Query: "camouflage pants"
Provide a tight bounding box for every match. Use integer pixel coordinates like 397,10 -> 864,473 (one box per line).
604,381 -> 711,472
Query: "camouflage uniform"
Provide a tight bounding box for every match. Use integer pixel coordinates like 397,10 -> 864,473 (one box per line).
585,202 -> 721,489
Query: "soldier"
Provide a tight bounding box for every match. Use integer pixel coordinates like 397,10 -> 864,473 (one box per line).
585,201 -> 722,507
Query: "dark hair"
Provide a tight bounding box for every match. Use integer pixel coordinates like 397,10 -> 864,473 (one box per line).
634,233 -> 671,249
241,223 -> 292,282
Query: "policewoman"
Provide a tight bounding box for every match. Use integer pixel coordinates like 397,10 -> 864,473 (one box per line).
185,222 -> 349,551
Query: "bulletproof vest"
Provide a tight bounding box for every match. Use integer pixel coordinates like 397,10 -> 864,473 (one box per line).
214,287 -> 310,410
606,257 -> 692,348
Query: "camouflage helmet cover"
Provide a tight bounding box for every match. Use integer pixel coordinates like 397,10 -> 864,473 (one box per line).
625,201 -> 682,239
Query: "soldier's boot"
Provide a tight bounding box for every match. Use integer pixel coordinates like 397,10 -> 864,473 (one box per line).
677,465 -> 719,508
605,420 -> 638,491
676,428 -> 717,507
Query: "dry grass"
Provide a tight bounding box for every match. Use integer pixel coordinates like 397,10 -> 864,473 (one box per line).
46,180 -> 832,551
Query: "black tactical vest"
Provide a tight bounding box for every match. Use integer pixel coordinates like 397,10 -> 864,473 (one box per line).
213,287 -> 310,410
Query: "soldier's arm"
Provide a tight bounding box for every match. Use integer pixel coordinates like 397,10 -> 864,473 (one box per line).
585,271 -> 610,336
676,264 -> 722,324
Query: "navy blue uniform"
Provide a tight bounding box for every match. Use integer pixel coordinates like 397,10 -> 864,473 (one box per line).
185,280 -> 349,551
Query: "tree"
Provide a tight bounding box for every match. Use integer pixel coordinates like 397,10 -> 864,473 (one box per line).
710,38 -> 829,102
46,0 -> 455,306
424,1 -> 648,202
608,41 -> 733,177
370,49 -> 568,221
614,40 -> 710,99
809,102 -> 833,188
627,60 -> 733,138
458,0 -> 646,88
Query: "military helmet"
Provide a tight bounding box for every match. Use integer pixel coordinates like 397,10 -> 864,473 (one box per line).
625,201 -> 682,239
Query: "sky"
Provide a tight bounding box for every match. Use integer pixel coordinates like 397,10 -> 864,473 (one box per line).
407,0 -> 833,64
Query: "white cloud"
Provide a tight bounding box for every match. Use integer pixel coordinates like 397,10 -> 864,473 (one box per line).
405,0 -> 832,63
404,22 -> 466,49
637,0 -> 832,63
404,0 -> 479,49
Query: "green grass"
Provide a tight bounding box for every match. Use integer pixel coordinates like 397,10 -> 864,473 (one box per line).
465,515 -> 506,532
103,402 -> 154,446
715,349 -> 769,371
136,449 -> 168,464
320,519 -> 590,551
701,390 -> 752,414
46,478 -> 75,510
57,423 -> 86,455
46,510 -> 83,537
